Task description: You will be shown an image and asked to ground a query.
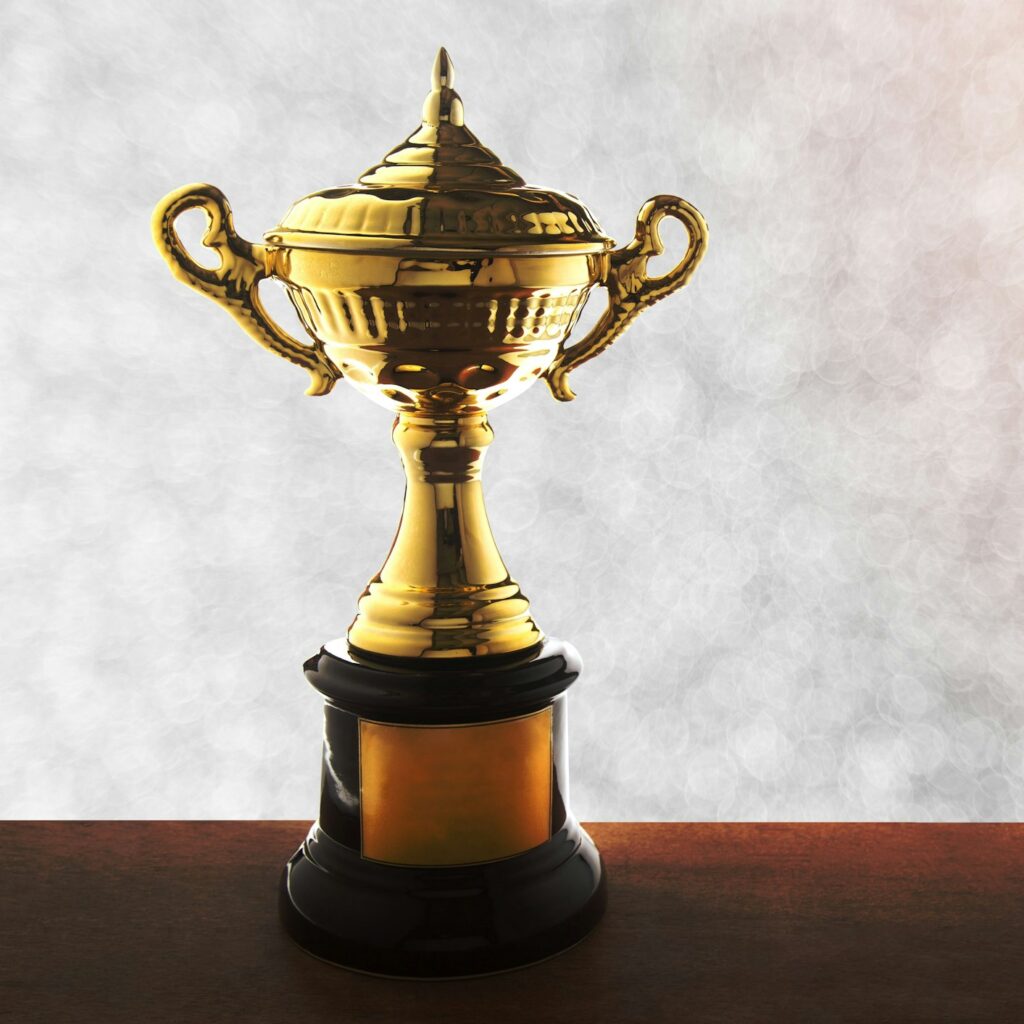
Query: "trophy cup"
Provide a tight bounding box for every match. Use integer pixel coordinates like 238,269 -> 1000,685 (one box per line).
153,49 -> 707,977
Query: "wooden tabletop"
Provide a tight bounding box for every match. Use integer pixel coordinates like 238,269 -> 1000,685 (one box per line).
1,822 -> 1022,1023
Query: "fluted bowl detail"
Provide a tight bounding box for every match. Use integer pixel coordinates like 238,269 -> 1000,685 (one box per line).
269,249 -> 603,412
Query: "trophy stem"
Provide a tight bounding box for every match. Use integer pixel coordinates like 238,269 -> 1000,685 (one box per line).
345,409 -> 542,660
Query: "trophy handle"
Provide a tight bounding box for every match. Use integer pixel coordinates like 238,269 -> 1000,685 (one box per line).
152,183 -> 339,396
544,194 -> 708,402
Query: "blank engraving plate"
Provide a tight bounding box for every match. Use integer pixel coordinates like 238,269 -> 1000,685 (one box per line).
359,707 -> 553,866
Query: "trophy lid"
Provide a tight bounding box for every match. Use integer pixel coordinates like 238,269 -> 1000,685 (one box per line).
265,49 -> 613,256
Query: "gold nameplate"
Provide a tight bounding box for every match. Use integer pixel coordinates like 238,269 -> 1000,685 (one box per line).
359,708 -> 553,866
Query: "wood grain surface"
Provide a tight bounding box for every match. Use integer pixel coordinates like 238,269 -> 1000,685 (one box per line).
1,822 -> 1022,1023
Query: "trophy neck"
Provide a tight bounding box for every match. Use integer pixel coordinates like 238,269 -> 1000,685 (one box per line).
345,410 -> 543,660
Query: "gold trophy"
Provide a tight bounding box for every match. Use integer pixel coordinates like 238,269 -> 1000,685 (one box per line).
153,49 -> 706,976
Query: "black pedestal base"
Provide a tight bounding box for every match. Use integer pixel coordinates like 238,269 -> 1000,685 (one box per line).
280,823 -> 605,978
281,637 -> 603,977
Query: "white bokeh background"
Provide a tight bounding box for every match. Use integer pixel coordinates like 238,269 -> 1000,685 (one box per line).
2,0 -> 1023,820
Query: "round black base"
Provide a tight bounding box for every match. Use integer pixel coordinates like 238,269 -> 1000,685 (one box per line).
280,824 -> 606,978
282,638 -> 603,977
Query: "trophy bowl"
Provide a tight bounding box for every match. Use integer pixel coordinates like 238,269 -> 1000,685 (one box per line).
153,48 -> 707,977
268,244 -> 603,414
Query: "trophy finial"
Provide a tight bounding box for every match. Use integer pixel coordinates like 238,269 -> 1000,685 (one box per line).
432,47 -> 454,89
422,46 -> 464,127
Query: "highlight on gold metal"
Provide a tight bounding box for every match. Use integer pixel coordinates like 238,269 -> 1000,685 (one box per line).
359,707 -> 553,867
152,47 -> 707,658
